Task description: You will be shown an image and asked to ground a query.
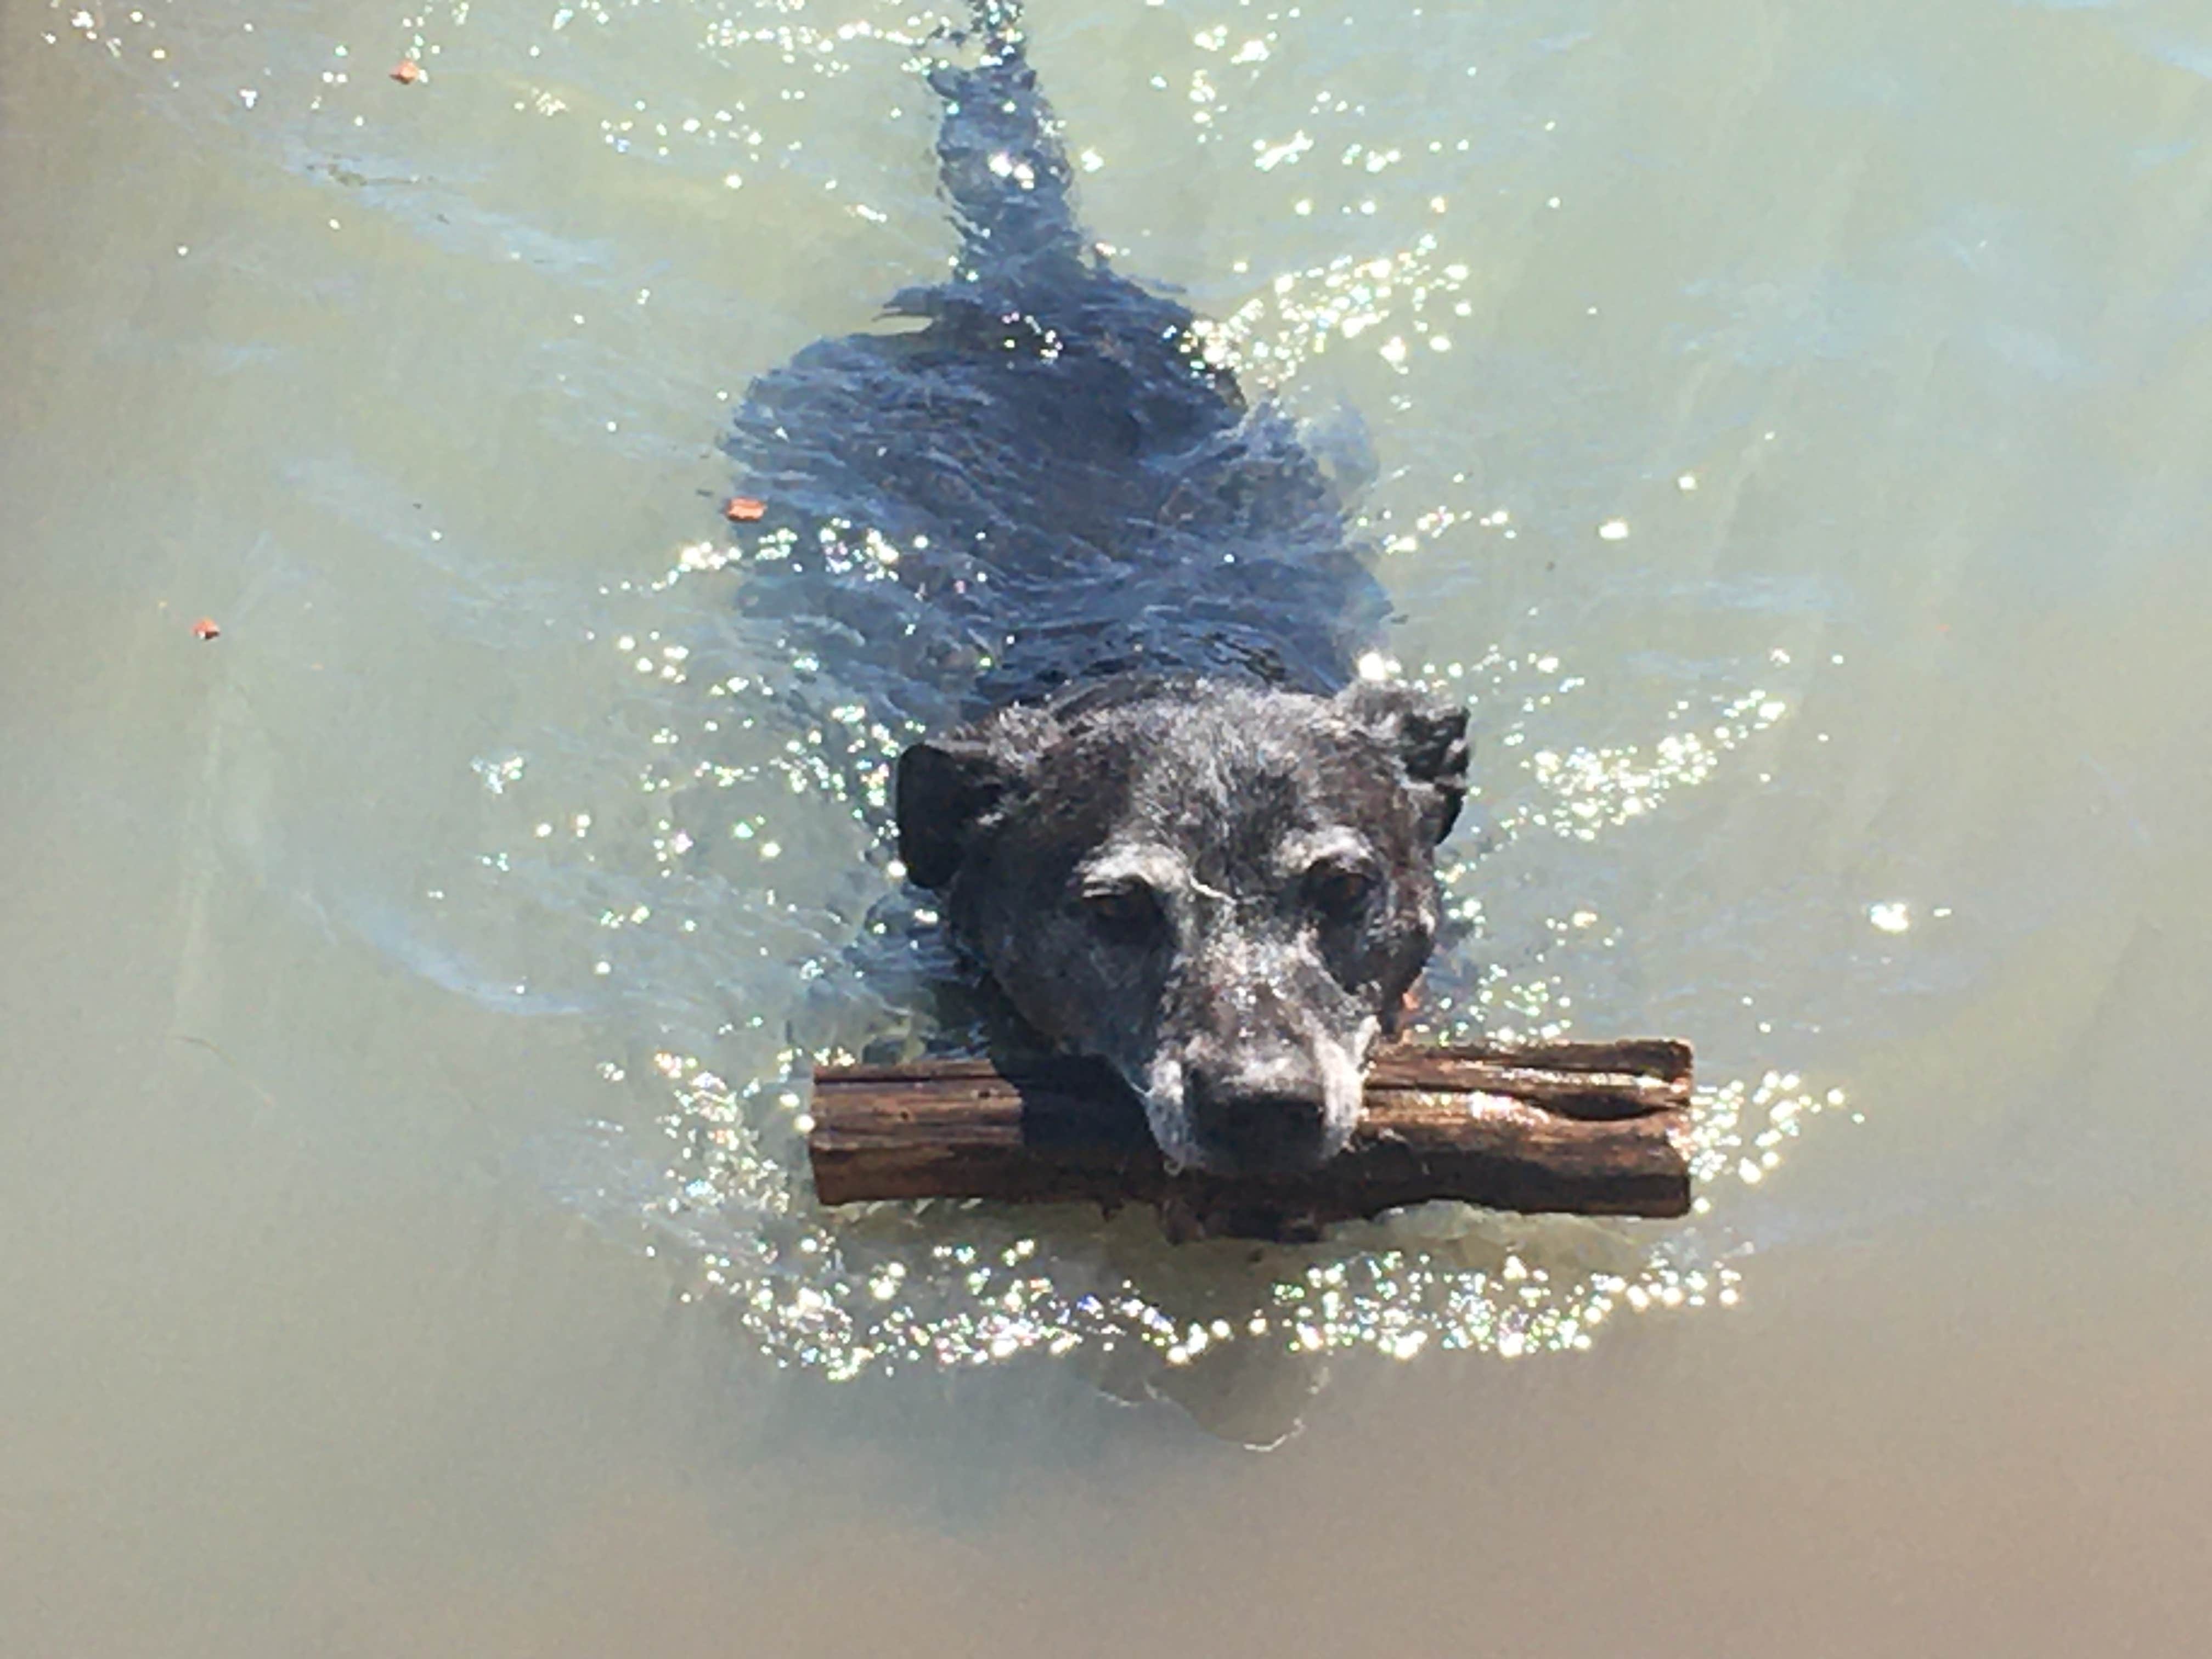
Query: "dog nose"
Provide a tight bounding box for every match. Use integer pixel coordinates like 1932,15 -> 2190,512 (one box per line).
1185,1072 -> 1331,1175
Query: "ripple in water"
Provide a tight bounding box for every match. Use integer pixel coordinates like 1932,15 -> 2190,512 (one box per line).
292,0 -> 1855,1438
493,265 -> 1840,1451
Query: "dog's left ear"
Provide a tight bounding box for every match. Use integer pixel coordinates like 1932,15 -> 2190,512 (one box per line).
1338,680 -> 1471,843
895,735 -> 1007,890
893,706 -> 1053,889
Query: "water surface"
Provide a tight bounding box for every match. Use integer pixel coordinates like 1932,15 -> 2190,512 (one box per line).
4,0 -> 2210,1651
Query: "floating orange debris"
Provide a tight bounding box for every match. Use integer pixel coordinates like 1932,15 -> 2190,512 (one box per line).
724,496 -> 766,522
191,617 -> 222,641
390,59 -> 424,84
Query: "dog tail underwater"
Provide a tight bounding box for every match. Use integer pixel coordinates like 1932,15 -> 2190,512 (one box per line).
923,1 -> 1090,280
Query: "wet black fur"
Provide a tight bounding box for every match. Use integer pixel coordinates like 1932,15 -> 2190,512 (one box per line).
725,8 -> 1470,1173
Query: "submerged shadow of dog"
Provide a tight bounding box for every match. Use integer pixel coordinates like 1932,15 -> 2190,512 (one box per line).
723,2 -> 1470,1184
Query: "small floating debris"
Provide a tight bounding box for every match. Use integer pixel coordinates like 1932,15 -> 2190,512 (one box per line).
724,495 -> 767,522
390,59 -> 423,84
190,617 -> 221,641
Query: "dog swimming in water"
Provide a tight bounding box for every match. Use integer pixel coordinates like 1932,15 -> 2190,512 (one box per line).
724,1 -> 1470,1176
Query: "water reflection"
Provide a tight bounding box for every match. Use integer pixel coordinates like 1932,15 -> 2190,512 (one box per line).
39,0 -> 1859,1431
495,476 -> 1842,1437
286,1 -> 1865,1437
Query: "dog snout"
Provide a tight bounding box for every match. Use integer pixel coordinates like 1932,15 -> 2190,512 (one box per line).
1184,1064 -> 1333,1175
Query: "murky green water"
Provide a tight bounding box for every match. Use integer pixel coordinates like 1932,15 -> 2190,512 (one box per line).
5,0 -> 2210,1651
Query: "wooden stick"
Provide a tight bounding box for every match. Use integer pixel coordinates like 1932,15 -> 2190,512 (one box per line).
808,1039 -> 1693,1241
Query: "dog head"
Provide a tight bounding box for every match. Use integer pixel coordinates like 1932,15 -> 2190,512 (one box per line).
896,676 -> 1468,1175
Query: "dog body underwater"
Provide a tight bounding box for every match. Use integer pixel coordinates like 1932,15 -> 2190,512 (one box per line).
724,6 -> 1469,1176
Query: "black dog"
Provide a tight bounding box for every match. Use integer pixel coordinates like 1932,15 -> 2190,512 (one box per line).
725,4 -> 1469,1175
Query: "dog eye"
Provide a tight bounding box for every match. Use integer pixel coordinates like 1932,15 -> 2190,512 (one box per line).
1305,862 -> 1376,918
1078,882 -> 1163,939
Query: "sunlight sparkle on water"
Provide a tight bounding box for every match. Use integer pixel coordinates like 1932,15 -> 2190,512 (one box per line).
504,580 -> 1842,1389
393,2 -> 1862,1400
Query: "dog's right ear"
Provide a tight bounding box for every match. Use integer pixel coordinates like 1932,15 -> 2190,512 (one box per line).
894,712 -> 1049,889
1335,679 -> 1472,844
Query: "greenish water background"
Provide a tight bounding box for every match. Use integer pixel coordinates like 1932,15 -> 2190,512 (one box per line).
4,0 -> 2209,1650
